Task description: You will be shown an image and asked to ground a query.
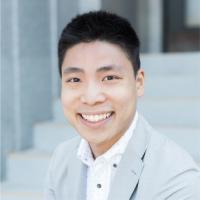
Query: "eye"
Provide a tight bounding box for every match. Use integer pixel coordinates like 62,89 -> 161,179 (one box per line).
66,77 -> 81,83
102,75 -> 120,81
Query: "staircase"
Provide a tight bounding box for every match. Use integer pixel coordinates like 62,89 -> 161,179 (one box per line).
1,52 -> 200,200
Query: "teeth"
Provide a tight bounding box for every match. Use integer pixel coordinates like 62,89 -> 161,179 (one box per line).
81,112 -> 112,122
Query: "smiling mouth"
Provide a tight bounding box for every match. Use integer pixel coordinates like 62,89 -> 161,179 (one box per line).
79,112 -> 114,123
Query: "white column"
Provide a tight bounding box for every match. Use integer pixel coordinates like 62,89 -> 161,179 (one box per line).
12,0 -> 21,150
148,0 -> 163,52
50,0 -> 60,99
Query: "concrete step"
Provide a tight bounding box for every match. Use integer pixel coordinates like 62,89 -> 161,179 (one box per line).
138,98 -> 200,128
1,182 -> 43,200
157,127 -> 200,161
6,149 -> 51,186
141,52 -> 200,76
34,121 -> 77,152
144,76 -> 200,98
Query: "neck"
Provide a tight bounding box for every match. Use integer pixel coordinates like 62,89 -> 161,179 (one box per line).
89,133 -> 123,159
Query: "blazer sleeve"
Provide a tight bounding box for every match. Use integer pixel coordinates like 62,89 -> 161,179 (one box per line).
167,173 -> 200,200
44,145 -> 61,200
191,175 -> 200,200
44,164 -> 57,199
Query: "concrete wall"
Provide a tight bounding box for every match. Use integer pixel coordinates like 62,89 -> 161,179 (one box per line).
1,0 -> 81,181
102,0 -> 139,30
102,0 -> 163,52
1,0 -> 51,180
1,0 -> 15,181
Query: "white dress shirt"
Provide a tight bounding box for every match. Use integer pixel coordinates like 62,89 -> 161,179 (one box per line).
77,111 -> 138,200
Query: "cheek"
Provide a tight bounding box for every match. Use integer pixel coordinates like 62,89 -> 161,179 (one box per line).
61,89 -> 77,111
109,85 -> 136,109
61,90 -> 69,107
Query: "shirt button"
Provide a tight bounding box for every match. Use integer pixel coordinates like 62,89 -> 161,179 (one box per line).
113,163 -> 117,168
97,183 -> 102,188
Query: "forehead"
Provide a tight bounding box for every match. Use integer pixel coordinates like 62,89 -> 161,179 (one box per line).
62,41 -> 132,72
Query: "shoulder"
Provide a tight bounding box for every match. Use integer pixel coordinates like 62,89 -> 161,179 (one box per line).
148,129 -> 199,171
143,122 -> 200,173
137,114 -> 198,167
53,136 -> 81,155
139,118 -> 200,199
137,115 -> 199,170
45,136 -> 81,192
49,136 -> 81,170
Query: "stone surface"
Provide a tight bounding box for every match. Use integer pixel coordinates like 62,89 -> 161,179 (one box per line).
34,121 -> 77,153
6,149 -> 51,186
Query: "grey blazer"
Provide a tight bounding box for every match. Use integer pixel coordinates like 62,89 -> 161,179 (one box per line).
45,115 -> 200,200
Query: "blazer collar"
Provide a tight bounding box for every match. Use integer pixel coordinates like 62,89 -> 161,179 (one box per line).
68,114 -> 151,200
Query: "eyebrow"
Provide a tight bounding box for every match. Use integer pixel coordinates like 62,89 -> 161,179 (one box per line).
62,67 -> 84,74
97,65 -> 124,72
62,64 -> 123,75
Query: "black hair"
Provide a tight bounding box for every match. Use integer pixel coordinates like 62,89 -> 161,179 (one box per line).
58,11 -> 140,77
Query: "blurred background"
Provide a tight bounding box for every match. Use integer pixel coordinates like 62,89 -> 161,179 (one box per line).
1,0 -> 200,199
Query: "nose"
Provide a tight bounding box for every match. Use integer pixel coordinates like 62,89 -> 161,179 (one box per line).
80,82 -> 106,105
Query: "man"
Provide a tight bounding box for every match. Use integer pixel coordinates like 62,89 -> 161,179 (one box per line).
45,11 -> 200,200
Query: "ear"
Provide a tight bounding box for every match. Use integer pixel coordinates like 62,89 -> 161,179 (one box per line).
136,68 -> 145,97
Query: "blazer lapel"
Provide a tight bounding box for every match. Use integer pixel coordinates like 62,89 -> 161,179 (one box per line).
67,147 -> 87,200
108,115 -> 150,200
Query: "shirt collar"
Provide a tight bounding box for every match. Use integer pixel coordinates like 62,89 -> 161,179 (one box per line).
77,111 -> 138,166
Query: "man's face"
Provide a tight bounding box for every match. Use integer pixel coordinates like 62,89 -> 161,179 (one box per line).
61,41 -> 144,156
